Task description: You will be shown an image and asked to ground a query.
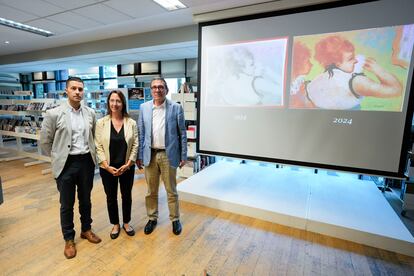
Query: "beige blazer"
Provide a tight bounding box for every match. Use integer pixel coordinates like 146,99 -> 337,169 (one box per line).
40,102 -> 96,178
95,115 -> 138,168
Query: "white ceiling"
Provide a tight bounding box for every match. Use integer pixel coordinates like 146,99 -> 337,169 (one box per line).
0,0 -> 333,73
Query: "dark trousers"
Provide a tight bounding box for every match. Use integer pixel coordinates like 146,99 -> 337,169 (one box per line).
56,153 -> 95,241
99,164 -> 135,225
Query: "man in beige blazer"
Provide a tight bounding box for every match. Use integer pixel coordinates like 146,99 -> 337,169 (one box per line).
40,76 -> 101,259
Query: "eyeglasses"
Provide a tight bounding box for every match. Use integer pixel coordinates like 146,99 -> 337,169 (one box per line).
151,85 -> 165,91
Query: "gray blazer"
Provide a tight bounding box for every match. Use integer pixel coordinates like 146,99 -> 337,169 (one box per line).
40,102 -> 97,178
138,99 -> 187,168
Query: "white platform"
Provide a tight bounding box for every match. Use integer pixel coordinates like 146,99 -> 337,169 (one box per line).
177,161 -> 414,257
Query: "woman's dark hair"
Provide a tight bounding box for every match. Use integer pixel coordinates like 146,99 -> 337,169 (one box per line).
107,90 -> 129,117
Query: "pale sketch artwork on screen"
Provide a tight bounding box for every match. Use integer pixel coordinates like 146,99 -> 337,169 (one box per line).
205,38 -> 288,106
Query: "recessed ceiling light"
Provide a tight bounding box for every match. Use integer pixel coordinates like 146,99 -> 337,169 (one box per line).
153,0 -> 187,11
0,17 -> 54,37
4,41 -> 10,44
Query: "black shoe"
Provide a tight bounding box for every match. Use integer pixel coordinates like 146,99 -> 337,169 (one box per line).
110,225 -> 120,240
172,220 -> 182,235
144,220 -> 157,235
122,224 -> 135,236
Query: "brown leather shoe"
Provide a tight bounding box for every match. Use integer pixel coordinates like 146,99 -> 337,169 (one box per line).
80,230 -> 102,244
64,240 -> 76,259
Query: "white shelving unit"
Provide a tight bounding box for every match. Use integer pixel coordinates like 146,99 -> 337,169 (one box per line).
0,130 -> 50,174
172,90 -> 199,178
0,94 -> 63,174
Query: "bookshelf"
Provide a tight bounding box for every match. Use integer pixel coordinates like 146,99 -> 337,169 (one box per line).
172,84 -> 215,178
83,88 -> 129,119
0,95 -> 62,173
0,98 -> 62,134
84,90 -> 110,119
0,90 -> 32,97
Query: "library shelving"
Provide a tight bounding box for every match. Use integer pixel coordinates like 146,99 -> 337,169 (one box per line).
84,88 -> 130,119
172,84 -> 215,178
0,93 -> 63,174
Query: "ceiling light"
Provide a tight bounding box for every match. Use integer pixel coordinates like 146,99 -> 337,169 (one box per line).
4,41 -> 10,44
0,17 -> 54,37
153,0 -> 187,11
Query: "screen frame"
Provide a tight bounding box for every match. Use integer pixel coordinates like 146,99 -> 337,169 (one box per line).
196,0 -> 414,178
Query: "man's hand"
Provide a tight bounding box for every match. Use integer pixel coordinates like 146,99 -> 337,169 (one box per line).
136,160 -> 143,170
179,160 -> 186,169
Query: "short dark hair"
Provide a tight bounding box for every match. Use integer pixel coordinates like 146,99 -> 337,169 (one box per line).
66,76 -> 84,87
107,90 -> 129,117
150,77 -> 169,92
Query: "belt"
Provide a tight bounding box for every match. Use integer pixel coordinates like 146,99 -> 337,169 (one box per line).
68,152 -> 91,160
151,148 -> 165,153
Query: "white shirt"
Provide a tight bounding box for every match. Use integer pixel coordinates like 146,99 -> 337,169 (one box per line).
152,101 -> 166,149
69,105 -> 89,155
307,69 -> 362,110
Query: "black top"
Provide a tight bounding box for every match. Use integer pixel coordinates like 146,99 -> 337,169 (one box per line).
109,122 -> 127,168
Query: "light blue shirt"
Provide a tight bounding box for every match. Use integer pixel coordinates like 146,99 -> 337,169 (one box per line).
69,105 -> 89,155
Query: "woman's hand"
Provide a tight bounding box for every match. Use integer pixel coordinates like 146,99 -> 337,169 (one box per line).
115,163 -> 131,176
106,166 -> 119,176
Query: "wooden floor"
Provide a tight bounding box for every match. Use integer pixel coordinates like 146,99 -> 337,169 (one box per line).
1,158 -> 414,275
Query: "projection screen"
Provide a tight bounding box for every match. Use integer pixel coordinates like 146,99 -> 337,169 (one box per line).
198,0 -> 414,178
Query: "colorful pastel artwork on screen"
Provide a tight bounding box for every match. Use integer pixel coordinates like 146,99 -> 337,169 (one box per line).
290,24 -> 414,111
205,37 -> 288,107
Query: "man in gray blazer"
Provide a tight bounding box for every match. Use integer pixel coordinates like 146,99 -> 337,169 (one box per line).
40,76 -> 101,259
137,77 -> 187,235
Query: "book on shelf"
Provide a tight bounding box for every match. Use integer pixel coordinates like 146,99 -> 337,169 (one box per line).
0,104 -> 26,111
12,91 -> 32,96
186,125 -> 197,139
187,142 -> 197,158
1,119 -> 18,131
0,91 -> 14,96
194,155 -> 216,172
1,118 -> 41,134
25,102 -> 58,111
26,103 -> 42,111
177,156 -> 216,178
0,102 -> 58,112
0,91 -> 31,96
